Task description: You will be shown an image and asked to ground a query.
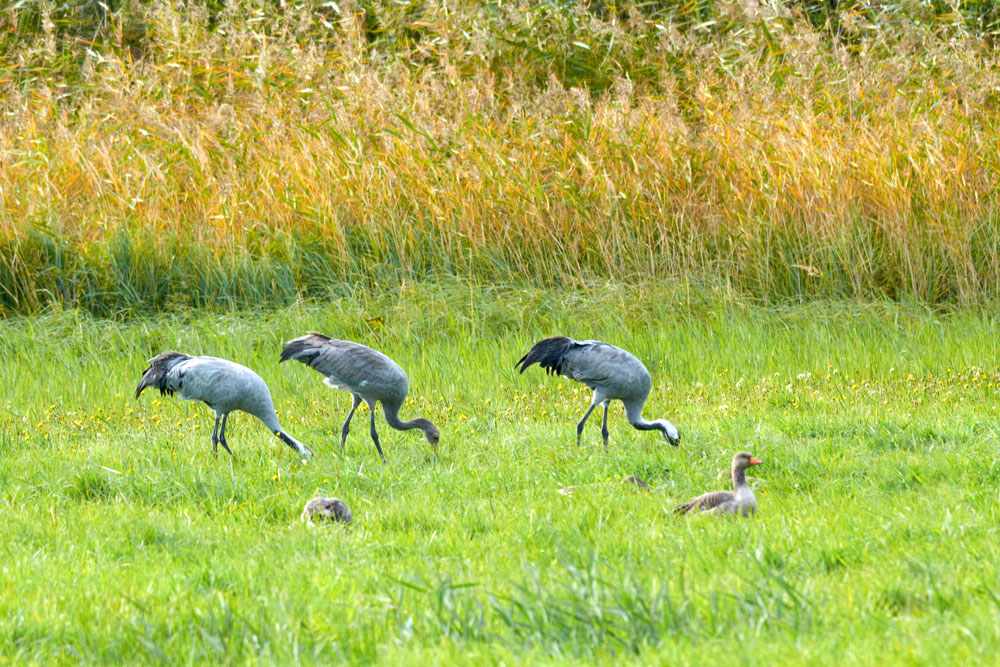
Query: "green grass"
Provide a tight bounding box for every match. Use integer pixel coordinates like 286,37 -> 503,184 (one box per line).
3,283 -> 1000,664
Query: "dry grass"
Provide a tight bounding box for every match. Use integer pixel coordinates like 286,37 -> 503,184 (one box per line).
2,0 -> 1000,313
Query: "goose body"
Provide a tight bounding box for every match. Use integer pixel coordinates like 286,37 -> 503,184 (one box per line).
674,452 -> 762,516
136,352 -> 312,459
516,337 -> 679,449
301,497 -> 353,524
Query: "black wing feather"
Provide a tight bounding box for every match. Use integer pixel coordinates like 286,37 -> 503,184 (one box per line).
280,332 -> 332,366
135,351 -> 191,399
515,336 -> 575,376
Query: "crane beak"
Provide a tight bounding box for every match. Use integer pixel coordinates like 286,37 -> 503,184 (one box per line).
277,431 -> 312,459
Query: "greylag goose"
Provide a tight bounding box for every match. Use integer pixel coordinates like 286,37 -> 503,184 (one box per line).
301,497 -> 353,524
673,452 -> 762,516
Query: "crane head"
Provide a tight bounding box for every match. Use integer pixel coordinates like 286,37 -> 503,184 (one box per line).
658,420 -> 680,447
416,418 -> 440,450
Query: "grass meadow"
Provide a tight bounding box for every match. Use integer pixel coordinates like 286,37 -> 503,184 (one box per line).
3,284 -> 1000,663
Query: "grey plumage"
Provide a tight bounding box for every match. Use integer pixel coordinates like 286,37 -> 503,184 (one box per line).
673,452 -> 762,516
136,352 -> 312,459
280,333 -> 439,462
516,336 -> 680,449
301,497 -> 353,524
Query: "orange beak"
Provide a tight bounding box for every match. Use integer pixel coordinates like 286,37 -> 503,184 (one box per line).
749,456 -> 763,465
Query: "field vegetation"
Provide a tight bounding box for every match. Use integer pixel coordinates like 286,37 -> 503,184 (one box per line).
2,286 -> 1000,663
3,0 -> 1000,314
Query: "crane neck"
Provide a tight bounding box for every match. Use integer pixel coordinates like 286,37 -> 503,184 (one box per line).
256,409 -> 281,434
383,401 -> 438,440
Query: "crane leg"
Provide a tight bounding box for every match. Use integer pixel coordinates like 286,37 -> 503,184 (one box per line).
211,413 -> 222,456
218,413 -> 233,456
576,403 -> 598,446
601,401 -> 610,451
340,394 -> 363,455
369,405 -> 387,463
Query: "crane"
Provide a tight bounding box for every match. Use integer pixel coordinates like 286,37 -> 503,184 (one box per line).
516,336 -> 680,449
280,333 -> 439,462
135,352 -> 312,459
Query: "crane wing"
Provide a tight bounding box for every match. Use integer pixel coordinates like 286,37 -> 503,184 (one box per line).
135,351 -> 192,398
515,336 -> 575,375
559,342 -> 629,386
516,338 -> 615,381
169,357 -> 251,402
281,334 -> 407,396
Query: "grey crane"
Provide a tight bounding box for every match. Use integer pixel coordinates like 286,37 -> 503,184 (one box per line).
516,336 -> 680,449
673,452 -> 762,516
279,333 -> 439,462
135,352 -> 312,459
